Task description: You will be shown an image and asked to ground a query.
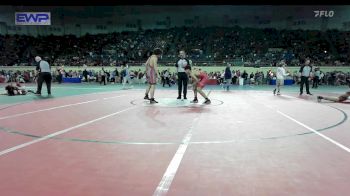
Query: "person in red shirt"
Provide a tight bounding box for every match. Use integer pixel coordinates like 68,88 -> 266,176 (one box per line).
184,65 -> 211,104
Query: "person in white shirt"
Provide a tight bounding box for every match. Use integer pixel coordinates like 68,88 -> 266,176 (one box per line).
34,56 -> 52,95
312,67 -> 321,88
122,63 -> 133,89
273,60 -> 290,95
320,71 -> 325,85
175,50 -> 192,99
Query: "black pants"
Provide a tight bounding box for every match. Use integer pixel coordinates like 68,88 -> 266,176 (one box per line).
312,76 -> 319,88
300,76 -> 311,94
312,76 -> 320,88
100,75 -> 106,85
163,77 -> 171,87
37,72 -> 52,94
232,76 -> 237,84
177,72 -> 188,98
57,74 -> 62,84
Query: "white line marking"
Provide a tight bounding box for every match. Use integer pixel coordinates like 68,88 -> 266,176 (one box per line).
0,106 -> 137,156
153,116 -> 200,196
0,95 -> 125,120
277,110 -> 350,153
0,90 -> 121,112
282,94 -> 294,98
283,94 -> 301,99
102,95 -> 125,100
51,87 -> 112,90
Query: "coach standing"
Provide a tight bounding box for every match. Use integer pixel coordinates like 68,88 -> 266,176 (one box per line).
35,56 -> 52,95
175,50 -> 192,99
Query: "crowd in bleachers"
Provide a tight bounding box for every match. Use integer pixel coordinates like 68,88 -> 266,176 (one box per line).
204,69 -> 350,86
1,67 -> 349,88
1,26 -> 350,87
1,27 -> 350,67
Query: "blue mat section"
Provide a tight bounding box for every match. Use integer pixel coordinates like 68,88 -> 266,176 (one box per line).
63,78 -> 81,83
270,79 -> 294,85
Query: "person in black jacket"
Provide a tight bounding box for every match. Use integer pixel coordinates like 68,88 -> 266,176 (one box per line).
83,68 -> 89,83
100,67 -> 107,85
175,50 -> 192,99
224,63 -> 232,91
242,71 -> 248,85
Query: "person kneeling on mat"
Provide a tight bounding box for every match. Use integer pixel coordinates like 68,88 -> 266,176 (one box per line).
184,65 -> 211,104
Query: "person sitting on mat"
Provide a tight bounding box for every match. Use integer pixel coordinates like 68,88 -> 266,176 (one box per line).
317,91 -> 350,103
184,65 -> 211,104
3,83 -> 34,96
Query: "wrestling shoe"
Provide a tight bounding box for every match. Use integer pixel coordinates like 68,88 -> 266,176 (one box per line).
150,98 -> 158,104
204,98 -> 211,104
191,98 -> 198,103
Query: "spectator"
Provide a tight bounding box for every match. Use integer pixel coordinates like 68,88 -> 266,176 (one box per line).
224,63 -> 232,91
312,67 -> 321,88
163,68 -> 171,87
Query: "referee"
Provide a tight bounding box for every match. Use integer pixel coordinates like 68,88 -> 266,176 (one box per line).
34,56 -> 52,95
299,57 -> 313,96
175,50 -> 192,99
